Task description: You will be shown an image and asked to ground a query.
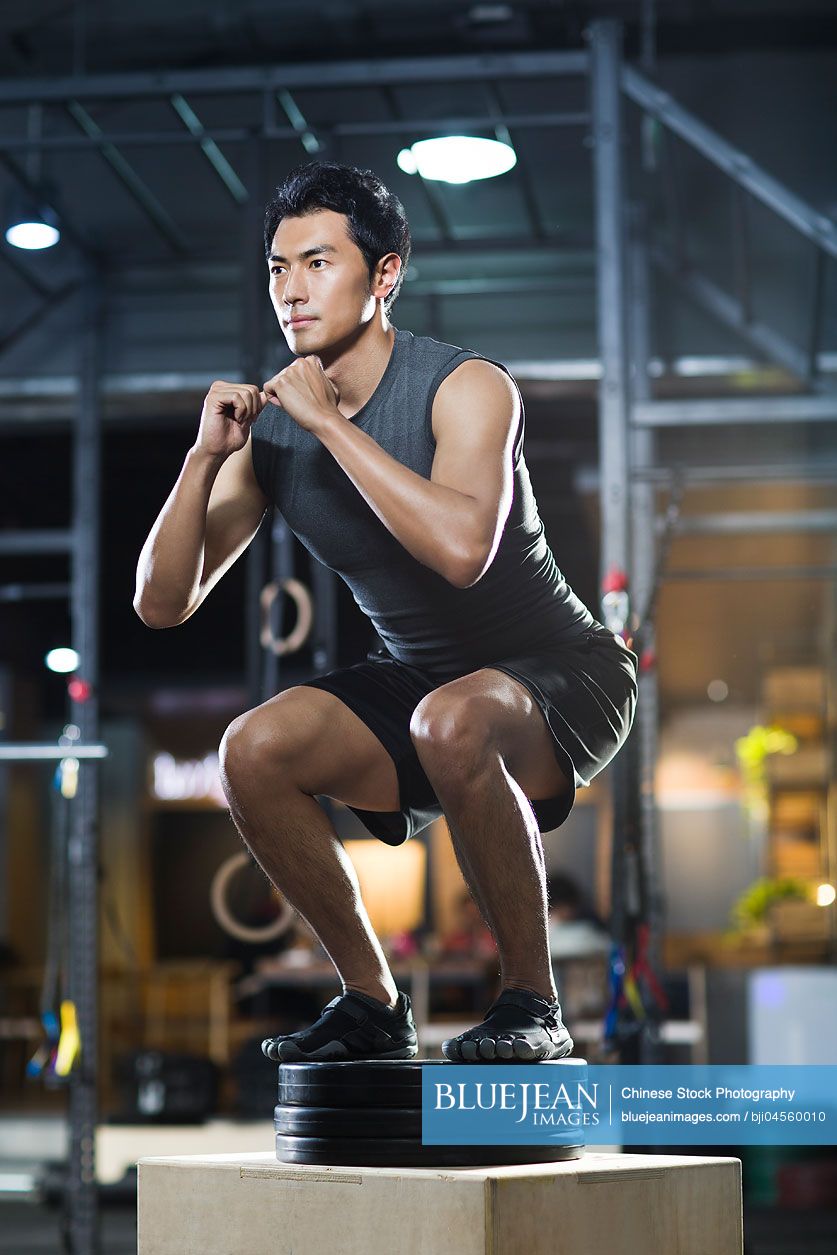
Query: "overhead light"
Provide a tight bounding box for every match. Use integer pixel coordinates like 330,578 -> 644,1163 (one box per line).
397,135 -> 516,185
5,190 -> 60,250
45,647 -> 79,674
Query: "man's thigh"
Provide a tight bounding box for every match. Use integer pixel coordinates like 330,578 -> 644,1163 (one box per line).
415,666 -> 572,801
242,685 -> 401,813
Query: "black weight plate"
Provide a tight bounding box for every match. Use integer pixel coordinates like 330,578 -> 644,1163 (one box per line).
275,1133 -> 584,1168
277,1057 -> 585,1109
274,1103 -> 421,1138
278,1058 -> 430,1108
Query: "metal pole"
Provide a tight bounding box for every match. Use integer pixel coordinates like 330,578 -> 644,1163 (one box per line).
240,137 -> 271,710
628,208 -> 665,1065
591,18 -> 641,1062
590,18 -> 630,582
67,266 -> 103,1253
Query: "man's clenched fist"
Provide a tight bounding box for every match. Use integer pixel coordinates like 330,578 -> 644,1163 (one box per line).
261,356 -> 341,435
196,381 -> 265,459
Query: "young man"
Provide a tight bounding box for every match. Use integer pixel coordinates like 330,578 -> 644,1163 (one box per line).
134,160 -> 638,1065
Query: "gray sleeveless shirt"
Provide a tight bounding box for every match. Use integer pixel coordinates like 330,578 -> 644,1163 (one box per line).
251,327 -> 595,679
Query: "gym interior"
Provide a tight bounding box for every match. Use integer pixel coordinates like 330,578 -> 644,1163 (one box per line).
0,3 -> 836,1253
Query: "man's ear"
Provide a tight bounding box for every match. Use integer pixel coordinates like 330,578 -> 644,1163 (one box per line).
373,252 -> 402,300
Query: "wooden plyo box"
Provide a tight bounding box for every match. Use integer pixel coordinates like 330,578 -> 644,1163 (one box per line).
138,1149 -> 743,1255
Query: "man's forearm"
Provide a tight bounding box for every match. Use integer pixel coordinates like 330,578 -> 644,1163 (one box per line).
314,414 -> 482,586
133,445 -> 224,626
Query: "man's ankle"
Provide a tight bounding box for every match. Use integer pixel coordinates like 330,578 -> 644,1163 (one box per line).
502,981 -> 558,1004
344,983 -> 399,1011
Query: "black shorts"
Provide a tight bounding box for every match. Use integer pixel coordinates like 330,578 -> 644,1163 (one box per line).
300,622 -> 639,846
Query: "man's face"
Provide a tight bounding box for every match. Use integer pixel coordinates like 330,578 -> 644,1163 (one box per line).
268,208 -> 379,354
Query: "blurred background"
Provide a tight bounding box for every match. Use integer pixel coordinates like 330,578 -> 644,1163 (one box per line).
0,1 -> 836,1252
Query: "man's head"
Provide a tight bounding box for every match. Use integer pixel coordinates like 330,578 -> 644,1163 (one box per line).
264,161 -> 411,352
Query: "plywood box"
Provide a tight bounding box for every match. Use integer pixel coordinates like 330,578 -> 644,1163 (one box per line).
762,667 -> 825,713
769,900 -> 832,942
766,743 -> 829,786
138,1149 -> 743,1255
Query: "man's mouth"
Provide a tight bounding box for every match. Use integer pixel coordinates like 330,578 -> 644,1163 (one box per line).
287,317 -> 316,327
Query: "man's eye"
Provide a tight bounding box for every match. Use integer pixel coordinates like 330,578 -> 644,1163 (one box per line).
310,259 -> 326,267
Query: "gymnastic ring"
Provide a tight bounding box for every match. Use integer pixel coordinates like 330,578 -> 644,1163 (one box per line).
210,851 -> 295,944
259,578 -> 313,655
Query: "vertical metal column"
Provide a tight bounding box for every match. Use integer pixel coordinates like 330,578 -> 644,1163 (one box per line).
241,137 -> 270,709
0,666 -> 9,944
628,210 -> 666,1063
590,19 -> 632,952
67,266 -> 103,1254
590,19 -> 630,582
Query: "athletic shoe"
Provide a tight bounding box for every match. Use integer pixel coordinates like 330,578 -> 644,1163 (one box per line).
442,988 -> 574,1062
261,990 -> 418,1062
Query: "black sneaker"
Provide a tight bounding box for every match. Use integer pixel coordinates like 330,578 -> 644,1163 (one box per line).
261,990 -> 418,1062
442,988 -> 574,1062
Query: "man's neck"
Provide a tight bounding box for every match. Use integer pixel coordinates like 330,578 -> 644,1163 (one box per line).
319,320 -> 396,420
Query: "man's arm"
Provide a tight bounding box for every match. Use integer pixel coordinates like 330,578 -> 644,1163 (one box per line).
313,358 -> 519,587
133,381 -> 269,628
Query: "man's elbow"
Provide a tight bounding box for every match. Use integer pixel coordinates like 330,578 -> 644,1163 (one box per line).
445,543 -> 491,589
133,595 -> 191,629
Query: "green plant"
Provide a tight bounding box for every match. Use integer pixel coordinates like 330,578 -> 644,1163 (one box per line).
730,876 -> 810,933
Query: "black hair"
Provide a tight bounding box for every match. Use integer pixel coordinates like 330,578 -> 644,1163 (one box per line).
264,160 -> 411,315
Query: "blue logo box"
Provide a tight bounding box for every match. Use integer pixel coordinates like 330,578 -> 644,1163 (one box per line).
421,1062 -> 837,1146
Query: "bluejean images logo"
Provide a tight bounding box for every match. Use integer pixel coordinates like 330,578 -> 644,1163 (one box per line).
421,1064 -> 837,1146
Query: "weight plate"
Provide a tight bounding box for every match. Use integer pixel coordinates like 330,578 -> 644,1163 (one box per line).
274,1103 -> 421,1138
275,1133 -> 584,1168
277,1057 -> 585,1109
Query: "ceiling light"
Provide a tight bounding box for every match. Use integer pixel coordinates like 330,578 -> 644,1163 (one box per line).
397,136 -> 516,185
45,647 -> 79,674
5,191 -> 60,250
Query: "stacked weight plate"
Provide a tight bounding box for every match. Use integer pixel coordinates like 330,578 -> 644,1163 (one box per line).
275,1059 -> 585,1167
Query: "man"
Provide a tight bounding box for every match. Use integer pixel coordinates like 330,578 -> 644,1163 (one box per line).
134,160 -> 638,1065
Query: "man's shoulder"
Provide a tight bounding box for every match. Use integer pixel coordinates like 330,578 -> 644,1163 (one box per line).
397,326 -> 477,369
400,327 -> 513,384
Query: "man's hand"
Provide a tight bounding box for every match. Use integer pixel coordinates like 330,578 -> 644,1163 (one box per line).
261,356 -> 342,435
196,380 -> 265,460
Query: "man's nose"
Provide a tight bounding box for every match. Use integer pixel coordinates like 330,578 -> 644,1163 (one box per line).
282,267 -> 308,304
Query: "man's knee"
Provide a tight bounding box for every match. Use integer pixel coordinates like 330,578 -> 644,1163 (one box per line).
219,695 -> 307,792
409,689 -> 494,775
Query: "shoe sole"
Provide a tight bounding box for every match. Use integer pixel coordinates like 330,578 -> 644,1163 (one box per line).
441,1031 -> 574,1063
264,1038 -> 419,1063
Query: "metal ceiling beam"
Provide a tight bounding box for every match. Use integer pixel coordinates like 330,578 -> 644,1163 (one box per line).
408,275 -> 590,296
665,510 -> 837,535
650,241 -> 817,387
380,84 -> 454,245
65,101 -> 189,254
0,279 -> 79,359
662,566 -> 837,582
631,461 -> 837,484
0,241 -> 52,300
0,50 -> 589,105
276,89 -> 325,156
0,150 -> 93,257
634,396 -> 837,426
622,63 -> 837,260
169,94 -> 249,205
0,530 -> 74,554
484,81 -> 548,242
0,110 -> 589,153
